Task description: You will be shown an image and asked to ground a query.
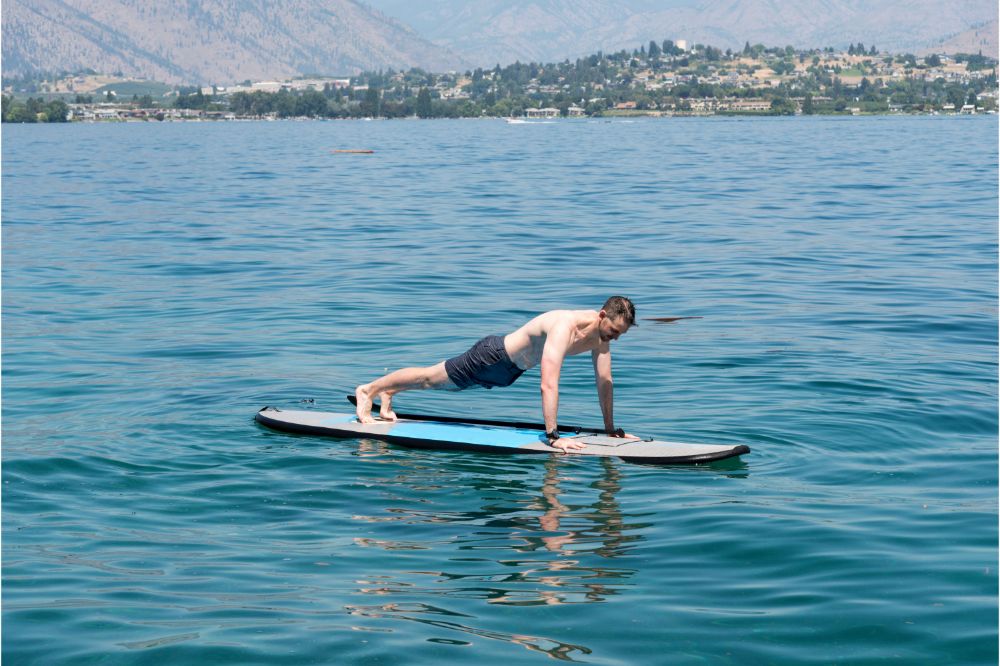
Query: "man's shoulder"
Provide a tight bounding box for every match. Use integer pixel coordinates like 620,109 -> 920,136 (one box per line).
537,309 -> 581,328
541,308 -> 595,320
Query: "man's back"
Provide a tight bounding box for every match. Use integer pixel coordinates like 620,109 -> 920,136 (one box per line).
504,309 -> 606,371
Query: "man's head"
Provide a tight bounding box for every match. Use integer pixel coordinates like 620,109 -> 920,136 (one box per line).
599,296 -> 636,342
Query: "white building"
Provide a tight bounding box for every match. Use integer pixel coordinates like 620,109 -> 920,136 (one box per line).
526,107 -> 560,118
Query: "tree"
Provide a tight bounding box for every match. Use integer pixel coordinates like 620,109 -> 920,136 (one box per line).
946,86 -> 966,108
416,87 -> 432,118
802,93 -> 814,115
296,90 -> 328,117
770,97 -> 796,115
273,90 -> 297,117
363,86 -> 381,117
648,41 -> 661,59
175,89 -> 209,110
26,97 -> 44,117
45,99 -> 69,122
5,103 -> 35,123
963,53 -> 993,71
772,60 -> 794,75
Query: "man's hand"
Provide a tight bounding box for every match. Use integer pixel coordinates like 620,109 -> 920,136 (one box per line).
550,437 -> 587,453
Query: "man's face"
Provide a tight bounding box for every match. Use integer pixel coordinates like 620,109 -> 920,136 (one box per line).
600,314 -> 630,342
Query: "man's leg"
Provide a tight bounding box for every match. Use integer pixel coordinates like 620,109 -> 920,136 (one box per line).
355,361 -> 454,423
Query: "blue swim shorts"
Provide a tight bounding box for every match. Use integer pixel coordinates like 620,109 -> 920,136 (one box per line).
444,335 -> 525,390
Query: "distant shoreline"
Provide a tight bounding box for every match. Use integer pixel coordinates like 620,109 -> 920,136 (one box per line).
5,42 -> 996,124
38,108 -> 996,124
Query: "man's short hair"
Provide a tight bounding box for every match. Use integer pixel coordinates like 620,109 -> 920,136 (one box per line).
603,296 -> 636,327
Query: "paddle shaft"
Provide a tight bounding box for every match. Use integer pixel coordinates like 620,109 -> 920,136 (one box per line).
347,395 -> 605,434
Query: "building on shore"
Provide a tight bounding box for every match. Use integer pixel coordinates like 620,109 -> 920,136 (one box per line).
526,107 -> 560,118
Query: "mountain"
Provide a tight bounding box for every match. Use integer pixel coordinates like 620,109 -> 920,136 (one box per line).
362,0 -> 628,67
364,0 -> 999,67
5,0 -> 995,86
2,0 -> 469,85
920,19 -> 998,56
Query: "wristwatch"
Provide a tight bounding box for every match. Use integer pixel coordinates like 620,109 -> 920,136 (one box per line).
546,429 -> 559,443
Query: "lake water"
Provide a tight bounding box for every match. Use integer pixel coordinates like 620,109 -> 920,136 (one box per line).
3,115 -> 997,665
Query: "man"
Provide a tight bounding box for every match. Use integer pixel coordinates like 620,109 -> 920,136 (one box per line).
354,296 -> 636,453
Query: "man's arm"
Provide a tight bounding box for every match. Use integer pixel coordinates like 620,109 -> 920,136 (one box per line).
540,325 -> 568,434
540,325 -> 585,452
592,347 -> 615,433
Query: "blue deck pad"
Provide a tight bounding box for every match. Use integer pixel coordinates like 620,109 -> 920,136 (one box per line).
257,409 -> 751,463
387,421 -> 544,448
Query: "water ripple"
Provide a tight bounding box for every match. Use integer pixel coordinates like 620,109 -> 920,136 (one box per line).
3,116 -> 996,665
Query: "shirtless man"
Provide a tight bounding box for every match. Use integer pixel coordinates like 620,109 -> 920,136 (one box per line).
354,296 -> 636,453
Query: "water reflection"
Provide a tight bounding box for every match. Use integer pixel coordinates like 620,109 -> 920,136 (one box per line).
535,456 -> 633,559
345,600 -> 593,661
346,453 -> 649,658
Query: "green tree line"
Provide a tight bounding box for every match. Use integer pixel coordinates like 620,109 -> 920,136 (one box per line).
2,95 -> 69,122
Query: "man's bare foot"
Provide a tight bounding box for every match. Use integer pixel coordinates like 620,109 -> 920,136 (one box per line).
378,393 -> 397,421
355,384 -> 375,423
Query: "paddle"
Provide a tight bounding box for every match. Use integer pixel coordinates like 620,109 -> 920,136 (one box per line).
346,395 -> 600,434
643,316 -> 703,323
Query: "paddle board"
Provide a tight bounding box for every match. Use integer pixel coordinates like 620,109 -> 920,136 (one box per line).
254,404 -> 749,465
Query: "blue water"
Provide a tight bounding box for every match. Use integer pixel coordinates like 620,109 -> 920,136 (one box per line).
3,116 -> 997,665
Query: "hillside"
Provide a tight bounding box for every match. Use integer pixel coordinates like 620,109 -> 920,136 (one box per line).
365,0 -> 999,66
2,0 -> 468,85
920,20 -> 999,57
